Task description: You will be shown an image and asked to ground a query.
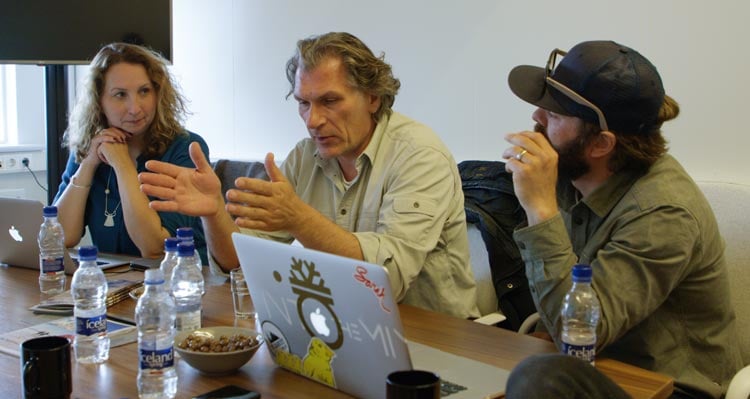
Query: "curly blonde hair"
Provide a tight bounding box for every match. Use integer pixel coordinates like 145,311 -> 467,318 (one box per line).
285,32 -> 401,122
65,42 -> 189,162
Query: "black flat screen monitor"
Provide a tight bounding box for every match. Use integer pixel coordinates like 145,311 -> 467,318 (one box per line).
0,0 -> 171,65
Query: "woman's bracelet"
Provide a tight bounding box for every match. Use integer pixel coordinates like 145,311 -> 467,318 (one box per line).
70,176 -> 92,189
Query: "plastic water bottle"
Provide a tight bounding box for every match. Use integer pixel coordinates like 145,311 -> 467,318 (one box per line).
176,227 -> 201,262
175,227 -> 204,294
175,226 -> 193,243
136,269 -> 177,399
38,205 -> 66,294
71,245 -> 110,363
159,237 -> 179,291
171,241 -> 203,332
560,264 -> 601,364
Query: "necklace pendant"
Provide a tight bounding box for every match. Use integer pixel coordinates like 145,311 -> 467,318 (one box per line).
104,213 -> 115,227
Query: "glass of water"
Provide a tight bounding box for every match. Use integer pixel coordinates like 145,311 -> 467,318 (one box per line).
230,268 -> 256,322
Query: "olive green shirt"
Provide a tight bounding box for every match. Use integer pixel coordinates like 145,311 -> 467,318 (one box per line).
513,155 -> 741,398
213,112 -> 479,319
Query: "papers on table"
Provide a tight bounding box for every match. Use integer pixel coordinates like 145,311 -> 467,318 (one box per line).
29,278 -> 142,315
0,316 -> 136,357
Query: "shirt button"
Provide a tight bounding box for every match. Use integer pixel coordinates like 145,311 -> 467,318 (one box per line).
340,209 -> 347,215
413,201 -> 419,208
518,242 -> 526,249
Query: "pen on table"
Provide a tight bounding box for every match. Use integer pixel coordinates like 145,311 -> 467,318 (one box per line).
106,314 -> 136,326
32,308 -> 73,316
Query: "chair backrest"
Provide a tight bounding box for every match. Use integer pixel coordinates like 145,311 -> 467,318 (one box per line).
211,159 -> 269,199
697,181 -> 750,364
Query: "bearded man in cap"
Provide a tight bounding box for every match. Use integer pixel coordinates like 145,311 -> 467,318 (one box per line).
502,41 -> 741,399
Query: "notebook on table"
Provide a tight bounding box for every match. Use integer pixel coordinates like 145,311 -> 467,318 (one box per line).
0,197 -> 135,274
232,233 -> 510,399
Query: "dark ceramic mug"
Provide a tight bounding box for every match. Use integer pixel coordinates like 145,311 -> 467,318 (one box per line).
21,335 -> 72,399
386,369 -> 440,399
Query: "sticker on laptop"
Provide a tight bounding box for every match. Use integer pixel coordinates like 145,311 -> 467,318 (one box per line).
353,265 -> 391,313
276,257 -> 345,349
272,336 -> 337,388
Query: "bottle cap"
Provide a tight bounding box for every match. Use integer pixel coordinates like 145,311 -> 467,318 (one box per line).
176,227 -> 193,240
144,269 -> 165,285
164,237 -> 180,251
572,264 -> 593,282
42,206 -> 58,217
177,241 -> 195,257
78,245 -> 98,261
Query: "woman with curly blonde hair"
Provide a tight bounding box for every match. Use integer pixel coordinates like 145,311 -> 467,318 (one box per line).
54,42 -> 209,263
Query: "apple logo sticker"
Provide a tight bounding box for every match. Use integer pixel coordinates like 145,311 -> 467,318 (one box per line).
310,308 -> 330,337
8,225 -> 23,242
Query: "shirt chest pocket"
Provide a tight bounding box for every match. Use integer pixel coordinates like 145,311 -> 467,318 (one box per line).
386,197 -> 439,241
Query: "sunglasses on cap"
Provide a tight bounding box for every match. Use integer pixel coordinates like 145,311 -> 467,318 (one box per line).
545,49 -> 609,132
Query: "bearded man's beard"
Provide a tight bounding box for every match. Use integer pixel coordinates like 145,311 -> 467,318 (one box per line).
534,123 -> 590,181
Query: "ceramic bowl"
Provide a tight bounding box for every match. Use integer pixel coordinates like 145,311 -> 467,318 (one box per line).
175,326 -> 263,375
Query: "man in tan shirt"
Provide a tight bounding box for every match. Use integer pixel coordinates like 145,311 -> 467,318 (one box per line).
139,32 -> 479,319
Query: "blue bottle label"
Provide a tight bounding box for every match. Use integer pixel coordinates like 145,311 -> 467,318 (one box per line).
41,256 -> 64,273
76,314 -> 107,336
140,346 -> 175,370
562,342 -> 596,364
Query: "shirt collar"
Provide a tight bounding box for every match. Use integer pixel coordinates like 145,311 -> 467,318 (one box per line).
558,164 -> 646,218
581,167 -> 644,218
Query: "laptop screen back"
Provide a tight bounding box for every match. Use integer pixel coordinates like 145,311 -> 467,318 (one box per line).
232,233 -> 412,399
0,197 -> 134,273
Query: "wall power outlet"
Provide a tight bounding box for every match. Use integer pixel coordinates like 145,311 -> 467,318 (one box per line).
0,153 -> 32,173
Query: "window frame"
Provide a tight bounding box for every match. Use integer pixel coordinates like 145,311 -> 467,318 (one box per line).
0,65 -> 19,145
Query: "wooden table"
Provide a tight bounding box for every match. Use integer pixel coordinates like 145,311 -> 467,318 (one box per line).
0,265 -> 672,398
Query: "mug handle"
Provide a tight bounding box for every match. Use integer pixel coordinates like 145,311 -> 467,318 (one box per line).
23,356 -> 40,395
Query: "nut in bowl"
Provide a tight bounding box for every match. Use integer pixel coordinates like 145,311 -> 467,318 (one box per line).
175,326 -> 263,375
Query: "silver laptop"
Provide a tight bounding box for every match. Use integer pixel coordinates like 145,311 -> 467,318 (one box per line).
0,197 -> 134,274
232,233 -> 510,399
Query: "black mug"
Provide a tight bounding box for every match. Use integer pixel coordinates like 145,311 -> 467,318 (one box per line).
386,370 -> 440,399
20,336 -> 72,399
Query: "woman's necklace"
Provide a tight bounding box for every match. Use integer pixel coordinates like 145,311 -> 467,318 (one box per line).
104,167 -> 122,227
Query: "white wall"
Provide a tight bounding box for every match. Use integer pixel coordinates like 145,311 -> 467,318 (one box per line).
167,1 -> 749,185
